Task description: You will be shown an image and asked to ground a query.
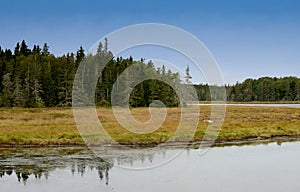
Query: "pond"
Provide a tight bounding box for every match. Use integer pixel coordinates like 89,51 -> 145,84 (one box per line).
1,141 -> 300,192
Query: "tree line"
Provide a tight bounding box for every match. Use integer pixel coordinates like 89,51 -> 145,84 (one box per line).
195,76 -> 300,102
0,40 -> 84,107
0,40 -> 299,108
0,40 -> 183,107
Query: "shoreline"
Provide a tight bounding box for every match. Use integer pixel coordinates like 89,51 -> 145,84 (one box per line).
0,135 -> 299,149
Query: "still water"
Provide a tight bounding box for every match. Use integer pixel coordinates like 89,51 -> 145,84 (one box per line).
1,142 -> 300,192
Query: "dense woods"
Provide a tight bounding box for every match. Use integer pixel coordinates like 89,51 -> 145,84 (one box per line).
227,76 -> 300,101
0,40 -> 182,107
195,77 -> 300,102
0,40 -> 299,108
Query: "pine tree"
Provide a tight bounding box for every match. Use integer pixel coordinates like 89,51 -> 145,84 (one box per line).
41,59 -> 55,106
75,46 -> 85,67
147,60 -> 154,69
184,65 -> 192,84
13,75 -> 25,107
42,43 -> 49,56
20,40 -> 30,56
1,73 -> 13,107
24,63 -> 33,107
33,78 -> 44,107
104,38 -> 108,53
97,42 -> 103,55
14,42 -> 20,56
32,45 -> 41,54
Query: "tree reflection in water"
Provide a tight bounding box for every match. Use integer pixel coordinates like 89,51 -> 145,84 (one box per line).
0,147 -> 172,185
0,148 -> 113,185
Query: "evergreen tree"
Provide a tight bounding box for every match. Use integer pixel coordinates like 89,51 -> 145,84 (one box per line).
76,46 -> 85,67
13,75 -> 25,107
147,60 -> 154,69
42,43 -> 49,56
1,73 -> 13,107
14,42 -> 20,56
104,38 -> 108,53
32,45 -> 41,54
184,65 -> 192,84
97,42 -> 103,55
20,40 -> 30,56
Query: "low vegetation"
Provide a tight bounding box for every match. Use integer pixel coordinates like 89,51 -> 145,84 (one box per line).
0,105 -> 299,146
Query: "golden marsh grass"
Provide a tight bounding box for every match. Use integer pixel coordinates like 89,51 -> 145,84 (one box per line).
0,106 -> 299,146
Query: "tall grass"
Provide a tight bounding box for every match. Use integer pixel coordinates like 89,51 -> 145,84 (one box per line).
0,106 -> 299,145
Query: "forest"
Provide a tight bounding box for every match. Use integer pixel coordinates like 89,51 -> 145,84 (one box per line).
0,40 -> 299,108
195,76 -> 300,102
0,39 -> 182,107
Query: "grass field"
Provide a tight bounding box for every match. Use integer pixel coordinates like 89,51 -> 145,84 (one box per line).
0,106 -> 299,146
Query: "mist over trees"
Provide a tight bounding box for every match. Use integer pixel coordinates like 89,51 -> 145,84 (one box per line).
0,40 -> 299,108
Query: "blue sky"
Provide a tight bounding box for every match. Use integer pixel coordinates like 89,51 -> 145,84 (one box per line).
1,0 -> 300,84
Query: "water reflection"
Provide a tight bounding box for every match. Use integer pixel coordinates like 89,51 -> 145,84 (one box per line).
0,140 -> 292,185
1,142 -> 300,192
0,140 -> 293,186
0,148 -> 113,185
0,147 -> 173,185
